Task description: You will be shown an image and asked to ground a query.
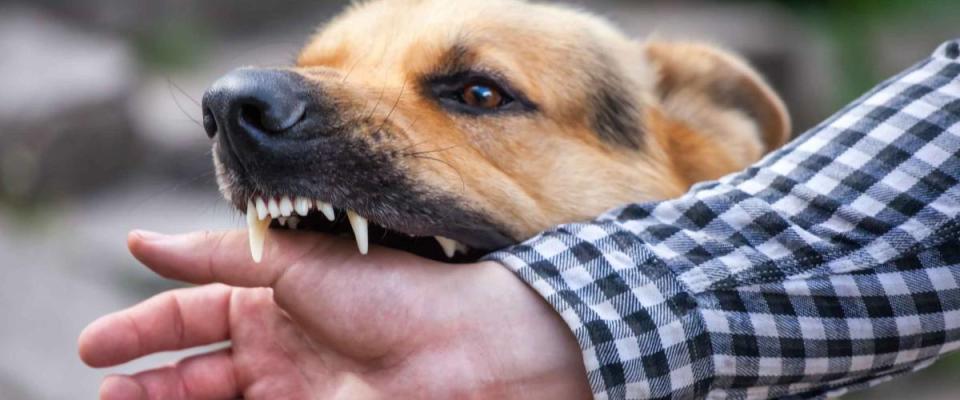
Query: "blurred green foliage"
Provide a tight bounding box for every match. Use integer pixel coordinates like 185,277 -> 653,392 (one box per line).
745,0 -> 958,107
132,18 -> 211,71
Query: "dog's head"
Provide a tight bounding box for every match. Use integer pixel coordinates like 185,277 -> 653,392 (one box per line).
202,0 -> 790,262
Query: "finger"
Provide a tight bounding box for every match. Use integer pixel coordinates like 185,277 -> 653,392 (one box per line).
127,229 -> 342,289
79,285 -> 232,368
99,375 -> 146,400
100,349 -> 239,400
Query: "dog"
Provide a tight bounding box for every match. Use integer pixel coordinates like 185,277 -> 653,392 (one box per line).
201,0 -> 790,263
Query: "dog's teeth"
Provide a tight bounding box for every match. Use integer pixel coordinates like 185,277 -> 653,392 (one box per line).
246,200 -> 272,263
279,196 -> 294,217
346,210 -> 369,255
267,198 -> 281,219
288,216 -> 300,230
317,200 -> 336,221
278,217 -> 288,227
435,236 -> 459,259
255,198 -> 269,221
294,197 -> 311,216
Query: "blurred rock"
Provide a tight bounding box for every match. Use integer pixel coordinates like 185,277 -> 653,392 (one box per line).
20,0 -> 345,38
0,6 -> 142,202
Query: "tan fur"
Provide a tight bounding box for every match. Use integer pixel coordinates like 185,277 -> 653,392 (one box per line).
289,0 -> 791,241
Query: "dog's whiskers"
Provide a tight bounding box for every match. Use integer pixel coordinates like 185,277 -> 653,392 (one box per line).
404,144 -> 466,158
373,80 -> 408,137
362,79 -> 389,123
406,154 -> 466,193
404,115 -> 421,134
166,77 -> 203,128
340,56 -> 365,85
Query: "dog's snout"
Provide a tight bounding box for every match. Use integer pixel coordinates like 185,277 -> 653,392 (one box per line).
201,69 -> 311,143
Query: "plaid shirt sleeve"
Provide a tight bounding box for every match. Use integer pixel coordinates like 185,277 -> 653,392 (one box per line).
486,39 -> 960,399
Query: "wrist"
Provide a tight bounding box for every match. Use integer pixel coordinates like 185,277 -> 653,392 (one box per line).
462,261 -> 591,399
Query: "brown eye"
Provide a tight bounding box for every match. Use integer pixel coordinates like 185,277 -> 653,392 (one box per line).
430,72 -> 528,114
461,84 -> 504,109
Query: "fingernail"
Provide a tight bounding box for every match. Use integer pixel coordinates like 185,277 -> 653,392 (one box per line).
131,230 -> 166,241
100,375 -> 145,400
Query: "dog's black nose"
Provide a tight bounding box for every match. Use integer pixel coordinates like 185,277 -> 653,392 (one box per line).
201,68 -> 310,142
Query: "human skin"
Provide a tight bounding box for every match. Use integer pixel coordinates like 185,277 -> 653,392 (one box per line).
78,230 -> 591,400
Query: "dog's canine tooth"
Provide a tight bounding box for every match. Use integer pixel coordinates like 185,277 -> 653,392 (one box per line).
255,198 -> 269,221
267,198 -> 281,219
317,200 -> 336,221
247,200 -> 271,263
294,197 -> 311,216
435,236 -> 459,259
279,196 -> 294,217
347,210 -> 369,255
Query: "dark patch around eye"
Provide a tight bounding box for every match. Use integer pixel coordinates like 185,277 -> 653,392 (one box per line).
434,43 -> 476,77
589,71 -> 644,149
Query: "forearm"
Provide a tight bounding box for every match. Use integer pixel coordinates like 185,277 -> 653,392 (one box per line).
487,39 -> 960,399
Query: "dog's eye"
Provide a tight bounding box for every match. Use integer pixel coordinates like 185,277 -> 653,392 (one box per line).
429,72 -> 532,115
461,84 -> 506,109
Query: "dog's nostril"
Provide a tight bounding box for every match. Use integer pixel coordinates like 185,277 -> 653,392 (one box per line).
202,107 -> 218,139
238,100 -> 307,135
240,103 -> 271,134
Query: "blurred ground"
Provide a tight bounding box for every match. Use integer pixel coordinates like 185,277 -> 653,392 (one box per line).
0,0 -> 958,398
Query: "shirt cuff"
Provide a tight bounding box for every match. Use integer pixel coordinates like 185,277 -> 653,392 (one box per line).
485,221 -> 713,399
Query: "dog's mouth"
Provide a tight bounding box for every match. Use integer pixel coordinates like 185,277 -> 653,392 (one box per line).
243,194 -> 484,264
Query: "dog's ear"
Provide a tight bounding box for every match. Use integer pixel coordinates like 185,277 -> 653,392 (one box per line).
642,41 -> 791,175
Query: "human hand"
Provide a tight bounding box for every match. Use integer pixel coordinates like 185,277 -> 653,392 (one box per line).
78,230 -> 590,399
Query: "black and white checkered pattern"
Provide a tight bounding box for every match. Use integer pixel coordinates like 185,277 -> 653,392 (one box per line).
488,40 -> 960,399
